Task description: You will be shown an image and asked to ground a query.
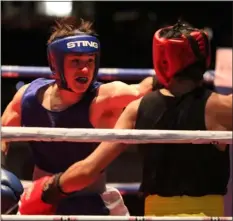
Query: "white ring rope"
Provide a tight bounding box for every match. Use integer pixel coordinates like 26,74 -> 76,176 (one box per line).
2,127 -> 232,144
2,215 -> 232,221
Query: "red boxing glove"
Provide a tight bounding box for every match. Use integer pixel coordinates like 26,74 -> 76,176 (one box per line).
19,173 -> 67,215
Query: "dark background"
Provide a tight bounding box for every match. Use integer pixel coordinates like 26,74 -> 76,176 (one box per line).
1,1 -> 232,216
2,2 -> 233,67
2,1 -> 232,110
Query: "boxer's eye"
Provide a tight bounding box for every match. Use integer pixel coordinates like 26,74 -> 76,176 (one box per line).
71,59 -> 80,67
88,58 -> 94,63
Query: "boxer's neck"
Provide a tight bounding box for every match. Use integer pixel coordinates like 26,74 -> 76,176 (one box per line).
51,84 -> 83,105
166,79 -> 202,96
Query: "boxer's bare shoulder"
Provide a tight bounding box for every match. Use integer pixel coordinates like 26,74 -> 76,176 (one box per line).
2,84 -> 30,126
138,76 -> 154,94
206,92 -> 232,131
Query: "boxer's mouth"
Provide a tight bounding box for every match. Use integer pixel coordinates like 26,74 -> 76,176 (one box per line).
75,77 -> 89,84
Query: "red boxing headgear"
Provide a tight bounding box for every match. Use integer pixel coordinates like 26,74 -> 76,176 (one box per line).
153,25 -> 211,87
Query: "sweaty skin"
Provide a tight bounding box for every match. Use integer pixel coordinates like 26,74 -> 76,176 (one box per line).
57,91 -> 232,193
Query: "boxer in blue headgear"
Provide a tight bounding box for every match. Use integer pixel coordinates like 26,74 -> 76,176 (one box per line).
47,32 -> 100,93
2,17 -> 153,215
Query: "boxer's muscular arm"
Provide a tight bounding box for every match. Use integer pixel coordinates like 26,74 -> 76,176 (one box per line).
206,93 -> 232,151
207,93 -> 232,131
104,77 -> 153,108
1,84 -> 29,155
60,98 -> 141,193
90,78 -> 152,126
215,94 -> 232,131
95,81 -> 141,108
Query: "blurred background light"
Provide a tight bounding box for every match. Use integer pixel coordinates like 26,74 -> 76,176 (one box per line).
37,1 -> 73,17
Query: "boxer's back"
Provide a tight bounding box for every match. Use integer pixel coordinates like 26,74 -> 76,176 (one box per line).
21,78 -> 101,174
135,86 -> 230,197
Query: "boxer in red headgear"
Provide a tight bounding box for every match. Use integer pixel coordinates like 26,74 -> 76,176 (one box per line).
42,20 -> 232,217
153,21 -> 210,88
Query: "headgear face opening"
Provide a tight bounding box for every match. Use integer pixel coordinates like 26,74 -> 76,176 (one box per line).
152,26 -> 211,88
47,34 -> 100,92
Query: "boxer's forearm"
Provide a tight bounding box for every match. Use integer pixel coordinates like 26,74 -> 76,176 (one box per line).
59,160 -> 99,193
59,142 -> 128,193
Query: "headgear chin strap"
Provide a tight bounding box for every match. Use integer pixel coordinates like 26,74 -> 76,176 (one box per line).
152,25 -> 211,88
47,34 -> 100,92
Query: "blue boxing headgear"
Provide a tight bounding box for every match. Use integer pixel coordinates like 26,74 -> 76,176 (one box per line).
47,34 -> 100,92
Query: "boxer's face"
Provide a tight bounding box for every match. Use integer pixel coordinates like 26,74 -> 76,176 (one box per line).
64,54 -> 96,93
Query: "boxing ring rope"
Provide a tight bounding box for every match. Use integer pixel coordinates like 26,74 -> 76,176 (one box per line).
1,65 -> 215,82
2,215 -> 232,221
2,127 -> 232,144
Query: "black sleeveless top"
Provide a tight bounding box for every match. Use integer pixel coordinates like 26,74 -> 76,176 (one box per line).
135,86 -> 230,197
